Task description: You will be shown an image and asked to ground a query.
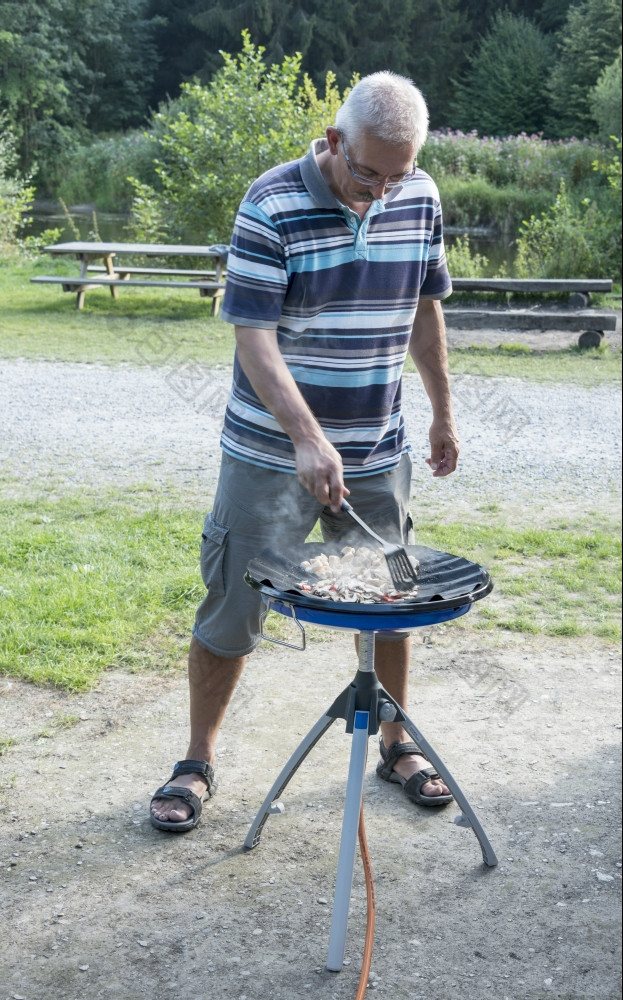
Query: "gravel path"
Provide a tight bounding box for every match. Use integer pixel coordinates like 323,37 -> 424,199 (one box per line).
1,359 -> 621,516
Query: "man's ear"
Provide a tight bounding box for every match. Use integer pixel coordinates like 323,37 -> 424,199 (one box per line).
325,126 -> 340,155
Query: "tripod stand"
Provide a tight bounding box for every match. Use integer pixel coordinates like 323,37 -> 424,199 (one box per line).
244,628 -> 498,972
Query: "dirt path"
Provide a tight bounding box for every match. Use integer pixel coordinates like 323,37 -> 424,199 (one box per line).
1,623 -> 620,1000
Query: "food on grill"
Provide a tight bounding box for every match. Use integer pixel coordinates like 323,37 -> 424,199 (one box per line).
299,545 -> 419,602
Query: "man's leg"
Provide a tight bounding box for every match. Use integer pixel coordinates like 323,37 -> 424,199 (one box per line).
150,638 -> 245,823
373,636 -> 450,798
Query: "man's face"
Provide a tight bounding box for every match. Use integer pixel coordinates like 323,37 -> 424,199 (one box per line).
325,127 -> 417,211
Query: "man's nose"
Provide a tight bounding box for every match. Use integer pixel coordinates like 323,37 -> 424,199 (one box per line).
370,179 -> 389,197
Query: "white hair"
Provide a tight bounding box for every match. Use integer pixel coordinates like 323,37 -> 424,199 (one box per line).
335,71 -> 429,150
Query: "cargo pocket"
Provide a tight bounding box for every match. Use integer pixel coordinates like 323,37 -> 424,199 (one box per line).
405,512 -> 415,545
200,513 -> 229,596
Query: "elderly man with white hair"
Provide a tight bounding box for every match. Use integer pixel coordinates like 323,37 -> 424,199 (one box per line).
150,71 -> 459,833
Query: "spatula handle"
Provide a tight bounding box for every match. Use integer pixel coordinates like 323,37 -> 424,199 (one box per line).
340,500 -> 384,546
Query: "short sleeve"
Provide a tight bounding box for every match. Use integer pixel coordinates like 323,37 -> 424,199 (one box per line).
220,201 -> 288,328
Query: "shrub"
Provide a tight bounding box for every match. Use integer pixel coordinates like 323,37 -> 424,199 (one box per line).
46,130 -> 159,211
420,130 -> 605,193
515,178 -> 621,279
445,236 -> 490,278
437,176 -> 552,234
128,32 -> 346,243
0,117 -> 35,253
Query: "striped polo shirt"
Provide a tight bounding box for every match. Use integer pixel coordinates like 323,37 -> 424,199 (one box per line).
220,138 -> 452,476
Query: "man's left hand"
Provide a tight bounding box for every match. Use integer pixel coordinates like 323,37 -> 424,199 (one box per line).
425,418 -> 460,477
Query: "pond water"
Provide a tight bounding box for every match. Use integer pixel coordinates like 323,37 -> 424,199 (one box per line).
27,207 -> 516,273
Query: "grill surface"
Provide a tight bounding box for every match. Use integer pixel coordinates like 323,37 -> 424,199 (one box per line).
245,543 -> 493,629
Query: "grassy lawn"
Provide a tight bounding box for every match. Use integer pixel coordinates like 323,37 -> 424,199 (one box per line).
1,259 -> 621,384
0,492 -> 620,692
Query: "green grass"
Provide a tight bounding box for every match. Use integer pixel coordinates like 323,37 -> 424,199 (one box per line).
0,493 -> 620,693
0,257 -> 237,366
1,259 -> 620,383
0,493 -> 207,690
417,520 -> 622,641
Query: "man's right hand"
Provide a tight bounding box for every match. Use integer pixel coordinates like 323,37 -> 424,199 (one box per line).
295,437 -> 350,512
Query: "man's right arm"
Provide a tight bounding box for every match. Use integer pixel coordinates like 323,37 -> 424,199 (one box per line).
235,325 -> 348,511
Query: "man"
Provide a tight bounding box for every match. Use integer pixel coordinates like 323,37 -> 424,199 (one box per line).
150,71 -> 459,832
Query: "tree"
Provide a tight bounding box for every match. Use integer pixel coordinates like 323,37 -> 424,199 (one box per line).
548,0 -> 622,137
0,0 -> 161,173
452,11 -> 553,135
146,0 -> 468,129
589,49 -> 622,142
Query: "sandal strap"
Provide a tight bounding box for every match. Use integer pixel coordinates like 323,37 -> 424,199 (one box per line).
153,784 -> 203,812
170,759 -> 216,796
377,739 -> 430,781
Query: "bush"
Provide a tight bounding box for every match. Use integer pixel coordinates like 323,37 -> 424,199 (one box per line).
128,32 -> 346,243
437,176 -> 552,234
44,130 -> 159,211
445,235 -> 490,278
515,175 -> 621,279
420,130 -> 606,192
0,117 -> 35,253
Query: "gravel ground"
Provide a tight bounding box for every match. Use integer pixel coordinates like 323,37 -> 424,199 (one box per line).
1,359 -> 621,520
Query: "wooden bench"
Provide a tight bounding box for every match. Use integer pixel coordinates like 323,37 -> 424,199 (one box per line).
445,278 -> 616,348
31,274 -> 226,315
86,265 -> 221,279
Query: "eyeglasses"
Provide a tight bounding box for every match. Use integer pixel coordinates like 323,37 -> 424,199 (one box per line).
338,131 -> 418,188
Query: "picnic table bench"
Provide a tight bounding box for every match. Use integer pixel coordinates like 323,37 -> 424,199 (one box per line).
445,277 -> 616,348
31,241 -> 229,315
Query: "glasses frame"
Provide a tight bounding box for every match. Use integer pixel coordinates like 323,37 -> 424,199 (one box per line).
337,130 -> 418,188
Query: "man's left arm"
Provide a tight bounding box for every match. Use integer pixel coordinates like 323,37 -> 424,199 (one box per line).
408,297 -> 459,478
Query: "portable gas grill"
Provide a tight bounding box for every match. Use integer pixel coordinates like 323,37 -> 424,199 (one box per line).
243,542 -> 498,972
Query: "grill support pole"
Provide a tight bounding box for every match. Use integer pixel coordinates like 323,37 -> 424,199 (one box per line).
243,628 -> 498,973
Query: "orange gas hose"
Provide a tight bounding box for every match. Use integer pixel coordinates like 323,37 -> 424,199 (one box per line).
355,798 -> 376,999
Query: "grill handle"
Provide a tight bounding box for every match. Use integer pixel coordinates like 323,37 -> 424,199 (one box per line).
259,598 -> 307,650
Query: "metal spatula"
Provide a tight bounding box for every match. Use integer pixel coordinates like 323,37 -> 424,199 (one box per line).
340,499 -> 418,592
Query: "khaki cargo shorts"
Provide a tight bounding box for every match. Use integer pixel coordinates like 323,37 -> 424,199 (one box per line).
192,451 -> 414,657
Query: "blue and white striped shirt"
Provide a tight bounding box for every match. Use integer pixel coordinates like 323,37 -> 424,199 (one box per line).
220,139 -> 452,475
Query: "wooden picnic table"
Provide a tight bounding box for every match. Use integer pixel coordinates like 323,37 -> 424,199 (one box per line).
31,241 -> 229,314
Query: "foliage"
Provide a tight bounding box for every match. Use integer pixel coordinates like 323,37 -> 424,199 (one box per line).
147,0 -> 468,127
589,49 -> 622,143
131,33 -> 346,243
0,117 -> 35,252
548,0 -> 622,137
515,172 -> 621,279
419,129 -> 611,232
420,130 -> 606,191
452,11 -> 553,136
445,235 -> 491,278
45,131 -> 159,210
437,175 -> 552,234
0,0 -> 162,173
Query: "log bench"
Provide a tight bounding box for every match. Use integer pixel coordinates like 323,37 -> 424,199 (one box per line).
445,278 -> 616,348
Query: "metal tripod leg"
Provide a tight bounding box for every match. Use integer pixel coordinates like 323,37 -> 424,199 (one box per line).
379,691 -> 498,868
243,712 -> 335,850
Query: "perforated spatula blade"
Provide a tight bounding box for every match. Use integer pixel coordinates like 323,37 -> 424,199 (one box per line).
340,499 -> 418,591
